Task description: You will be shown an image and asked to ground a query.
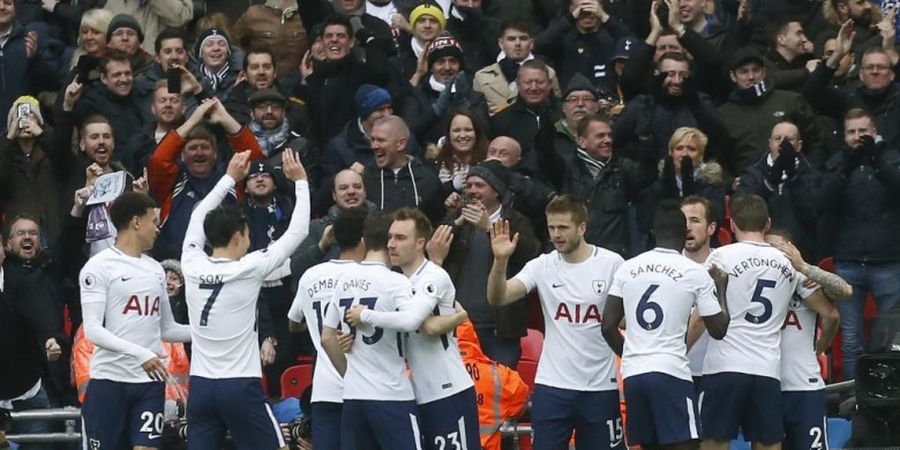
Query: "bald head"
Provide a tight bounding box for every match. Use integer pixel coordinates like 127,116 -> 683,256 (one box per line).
487,136 -> 522,167
333,169 -> 366,209
371,115 -> 411,169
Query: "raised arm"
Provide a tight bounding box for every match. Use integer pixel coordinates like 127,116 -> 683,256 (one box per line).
772,238 -> 853,301
486,220 -> 529,307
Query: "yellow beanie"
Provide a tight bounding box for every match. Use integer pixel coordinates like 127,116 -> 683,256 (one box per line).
409,4 -> 446,30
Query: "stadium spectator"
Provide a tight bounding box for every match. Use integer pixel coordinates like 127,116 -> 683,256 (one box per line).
192,28 -> 242,101
232,1 -> 308,80
122,81 -> 186,175
391,4 -> 446,88
762,18 -> 816,92
65,9 -> 113,75
489,59 -> 559,164
429,109 -> 489,195
72,53 -> 153,141
102,0 -> 193,55
106,14 -> 155,76
224,48 -> 309,131
445,0 -> 501,73
133,27 -> 190,102
0,0 -> 57,119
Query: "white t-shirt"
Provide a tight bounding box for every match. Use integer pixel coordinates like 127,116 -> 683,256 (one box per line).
401,260 -> 473,404
513,246 -> 623,391
287,259 -> 357,403
703,241 -> 816,379
322,262 -> 419,401
781,294 -> 824,391
182,175 -> 309,379
79,247 -> 170,382
609,248 -> 721,381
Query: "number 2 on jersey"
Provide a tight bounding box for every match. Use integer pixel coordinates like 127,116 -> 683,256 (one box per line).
636,284 -> 663,330
745,279 -> 776,324
199,283 -> 223,326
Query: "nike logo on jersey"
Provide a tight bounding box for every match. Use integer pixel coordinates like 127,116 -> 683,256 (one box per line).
121,276 -> 133,282
551,283 -> 564,288
148,433 -> 161,439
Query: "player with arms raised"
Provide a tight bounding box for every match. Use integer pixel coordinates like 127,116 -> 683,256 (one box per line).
79,192 -> 191,449
698,195 -> 835,450
602,200 -> 730,449
486,195 -> 626,450
181,150 -> 309,449
320,212 -> 434,450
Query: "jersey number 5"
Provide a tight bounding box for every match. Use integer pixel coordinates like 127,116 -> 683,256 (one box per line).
636,284 -> 663,330
745,279 -> 776,324
199,283 -> 224,326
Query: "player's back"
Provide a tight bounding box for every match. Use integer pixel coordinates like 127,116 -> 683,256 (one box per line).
406,260 -> 473,404
288,259 -> 356,403
616,248 -> 717,381
80,247 -> 168,382
704,241 -> 810,378
183,254 -> 269,379
780,295 -> 824,391
328,261 -> 416,401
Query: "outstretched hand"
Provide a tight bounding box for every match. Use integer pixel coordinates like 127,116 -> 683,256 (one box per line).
282,148 -> 308,182
489,219 -> 519,260
226,150 -> 252,182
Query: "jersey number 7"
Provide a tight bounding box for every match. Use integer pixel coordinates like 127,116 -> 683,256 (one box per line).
199,283 -> 224,326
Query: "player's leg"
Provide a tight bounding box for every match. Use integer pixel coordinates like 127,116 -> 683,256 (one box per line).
127,381 -> 166,449
644,373 -> 701,448
531,385 -> 577,449
340,400 -> 381,450
743,376 -> 785,450
217,378 -> 287,450
81,379 -> 130,450
623,374 -> 658,448
699,373 -> 750,450
782,391 -> 827,450
418,388 -> 480,450
186,376 -> 228,450
366,399 -> 424,450
311,401 -> 343,450
573,388 -> 623,450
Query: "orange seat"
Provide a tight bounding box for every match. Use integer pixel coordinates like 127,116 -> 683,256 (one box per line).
281,364 -> 313,399
520,329 -> 544,363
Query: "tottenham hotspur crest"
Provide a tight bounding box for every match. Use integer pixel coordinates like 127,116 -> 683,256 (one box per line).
90,438 -> 101,450
592,280 -> 607,296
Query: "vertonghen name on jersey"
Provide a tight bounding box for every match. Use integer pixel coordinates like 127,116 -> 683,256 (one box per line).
728,258 -> 796,282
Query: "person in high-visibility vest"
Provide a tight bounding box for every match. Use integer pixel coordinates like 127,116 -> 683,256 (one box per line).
456,319 -> 529,450
72,325 -> 190,404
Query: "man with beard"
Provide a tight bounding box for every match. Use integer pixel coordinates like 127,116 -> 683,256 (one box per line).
474,20 -> 561,115
299,15 -> 391,148
824,0 -> 883,54
148,98 -> 264,260
717,47 -> 823,176
487,195 -> 625,450
681,196 -> 718,386
71,53 -> 153,143
613,51 -> 728,161
225,48 -> 309,130
122,81 -> 186,175
803,21 -> 900,150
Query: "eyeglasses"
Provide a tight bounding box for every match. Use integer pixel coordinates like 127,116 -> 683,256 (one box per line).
564,95 -> 597,104
862,64 -> 890,72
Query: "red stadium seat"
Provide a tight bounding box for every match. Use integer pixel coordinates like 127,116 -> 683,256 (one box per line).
516,360 -> 538,394
281,364 -> 313,399
520,329 -> 544,363
717,195 -> 733,245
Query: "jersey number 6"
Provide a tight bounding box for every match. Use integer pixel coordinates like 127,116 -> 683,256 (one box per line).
636,284 -> 663,330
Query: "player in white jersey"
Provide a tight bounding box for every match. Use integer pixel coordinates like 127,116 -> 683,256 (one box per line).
181,150 -> 309,450
345,208 -> 476,450
699,195 -> 832,450
602,200 -> 730,448
287,206 -> 369,450
486,195 -> 626,450
79,192 -> 191,449
767,231 -> 847,450
681,196 -> 718,385
320,211 -> 433,450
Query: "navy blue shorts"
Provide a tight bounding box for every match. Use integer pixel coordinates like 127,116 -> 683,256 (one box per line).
700,373 -> 783,444
311,402 -> 342,450
186,376 -> 286,450
419,388 -> 480,450
531,384 -> 625,450
624,373 -> 701,446
783,390 -> 828,450
341,399 -> 422,450
81,379 -> 165,449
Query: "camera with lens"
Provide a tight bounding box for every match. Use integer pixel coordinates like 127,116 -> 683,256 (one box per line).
286,417 -> 312,449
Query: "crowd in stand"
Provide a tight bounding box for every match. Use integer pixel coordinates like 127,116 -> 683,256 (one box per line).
1,0 -> 900,447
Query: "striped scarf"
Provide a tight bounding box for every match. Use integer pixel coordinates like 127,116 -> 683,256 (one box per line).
200,62 -> 231,92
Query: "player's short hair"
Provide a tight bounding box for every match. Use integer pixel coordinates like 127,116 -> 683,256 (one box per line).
680,195 -> 714,225
545,195 -> 587,226
333,206 -> 368,249
392,207 -> 433,241
109,192 -> 158,231
576,113 -> 612,138
730,195 -> 769,232
363,211 -> 392,252
653,200 -> 687,244
766,228 -> 794,242
203,206 -> 248,248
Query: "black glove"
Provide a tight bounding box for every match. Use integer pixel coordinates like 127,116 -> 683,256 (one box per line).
635,97 -> 654,140
680,156 -> 696,196
766,159 -> 785,187
661,155 -> 678,199
682,75 -> 702,108
841,147 -> 865,178
355,28 -> 375,47
859,135 -> 879,166
778,138 -> 799,180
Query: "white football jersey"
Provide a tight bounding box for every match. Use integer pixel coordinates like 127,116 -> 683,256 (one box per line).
703,241 -> 816,379
610,248 -> 721,381
322,262 -> 417,401
79,247 -> 170,383
513,246 -> 623,391
288,259 -> 357,403
405,260 -> 473,404
781,294 -> 824,391
182,176 -> 309,379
